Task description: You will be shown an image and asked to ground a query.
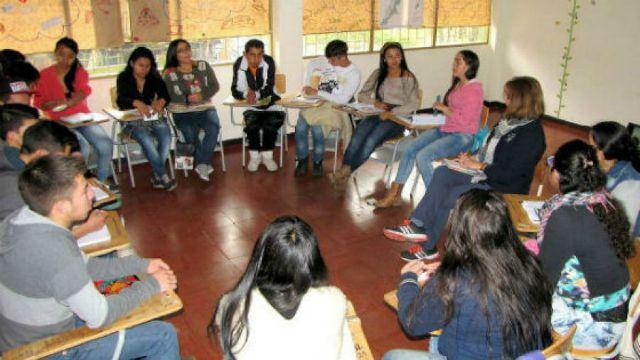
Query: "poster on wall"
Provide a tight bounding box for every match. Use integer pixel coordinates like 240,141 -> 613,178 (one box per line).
0,0 -> 67,54
70,0 -> 124,49
129,0 -> 170,42
378,0 -> 424,28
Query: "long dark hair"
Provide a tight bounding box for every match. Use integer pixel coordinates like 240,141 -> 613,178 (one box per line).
122,47 -> 162,82
375,42 -> 413,101
54,37 -> 80,99
413,189 -> 552,357
591,121 -> 640,172
553,140 -> 634,260
209,216 -> 328,359
164,39 -> 190,71
443,50 -> 479,105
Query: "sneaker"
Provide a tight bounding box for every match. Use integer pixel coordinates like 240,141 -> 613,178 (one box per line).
294,158 -> 308,177
400,245 -> 439,261
247,151 -> 260,172
150,176 -> 164,189
383,223 -> 427,243
312,161 -> 323,178
206,165 -> 214,175
160,175 -> 177,192
106,183 -> 120,194
261,151 -> 278,172
195,164 -> 210,181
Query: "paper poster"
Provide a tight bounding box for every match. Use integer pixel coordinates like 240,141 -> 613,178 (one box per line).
69,0 -> 124,49
379,0 -> 424,28
0,0 -> 67,54
129,0 -> 170,42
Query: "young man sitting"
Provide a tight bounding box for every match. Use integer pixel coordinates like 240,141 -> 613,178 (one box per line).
231,39 -> 286,172
0,121 -> 105,239
294,40 -> 361,177
0,61 -> 40,106
0,104 -> 39,173
0,155 -> 180,358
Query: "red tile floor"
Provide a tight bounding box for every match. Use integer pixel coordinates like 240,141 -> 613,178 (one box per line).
117,138 -> 429,359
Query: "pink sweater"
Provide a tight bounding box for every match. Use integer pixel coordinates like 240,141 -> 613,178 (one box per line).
440,79 -> 484,134
33,65 -> 92,120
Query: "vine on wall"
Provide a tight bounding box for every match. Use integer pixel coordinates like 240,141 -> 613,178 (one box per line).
555,0 -> 580,118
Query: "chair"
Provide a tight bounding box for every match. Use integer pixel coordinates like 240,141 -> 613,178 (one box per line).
542,325 -> 577,358
239,73 -> 287,168
108,87 -> 175,188
3,291 -> 183,360
346,300 -> 374,360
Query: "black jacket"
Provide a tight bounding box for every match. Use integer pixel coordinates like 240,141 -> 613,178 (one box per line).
231,54 -> 280,108
116,72 -> 171,110
484,120 -> 546,194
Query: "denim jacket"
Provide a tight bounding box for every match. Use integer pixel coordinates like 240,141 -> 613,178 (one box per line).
607,161 -> 640,238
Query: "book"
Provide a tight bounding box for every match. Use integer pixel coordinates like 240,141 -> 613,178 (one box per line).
522,200 -> 545,224
77,224 -> 111,248
443,159 -> 483,176
346,102 -> 383,115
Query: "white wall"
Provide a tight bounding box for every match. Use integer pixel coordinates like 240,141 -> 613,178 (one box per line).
86,0 -> 494,141
489,0 -> 640,126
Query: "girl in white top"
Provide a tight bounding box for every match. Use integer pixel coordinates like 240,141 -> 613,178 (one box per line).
210,215 -> 356,360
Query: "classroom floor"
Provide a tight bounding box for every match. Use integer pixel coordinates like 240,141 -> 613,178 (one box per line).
118,137 -> 429,359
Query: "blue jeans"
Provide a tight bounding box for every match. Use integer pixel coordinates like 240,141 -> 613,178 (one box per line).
73,125 -> 113,182
295,114 -> 325,162
124,121 -> 172,178
411,166 -> 490,251
173,109 -> 220,166
343,115 -> 404,171
395,129 -> 473,188
50,320 -> 179,359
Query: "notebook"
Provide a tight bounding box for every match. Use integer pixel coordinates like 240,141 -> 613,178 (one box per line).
522,200 -> 545,224
346,102 -> 383,115
443,159 -> 483,177
77,224 -> 111,248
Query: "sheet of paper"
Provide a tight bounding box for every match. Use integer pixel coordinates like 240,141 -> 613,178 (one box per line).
410,113 -> 446,126
77,224 -> 111,248
92,185 -> 109,202
61,112 -> 109,124
346,102 -> 383,115
443,159 -> 483,177
522,200 -> 545,224
293,96 -> 322,104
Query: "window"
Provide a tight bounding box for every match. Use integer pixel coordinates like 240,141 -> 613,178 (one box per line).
13,0 -> 271,76
303,0 -> 490,57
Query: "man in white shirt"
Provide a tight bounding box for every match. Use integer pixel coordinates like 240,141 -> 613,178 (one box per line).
294,40 -> 361,178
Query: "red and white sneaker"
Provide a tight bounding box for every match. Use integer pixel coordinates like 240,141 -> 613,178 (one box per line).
383,222 -> 427,243
400,245 -> 439,261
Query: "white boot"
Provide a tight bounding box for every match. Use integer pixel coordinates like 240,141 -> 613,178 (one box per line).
247,150 -> 260,172
261,151 -> 278,172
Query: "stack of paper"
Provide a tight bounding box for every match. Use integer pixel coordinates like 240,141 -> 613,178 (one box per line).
346,103 -> 383,115
77,224 -> 111,248
410,113 -> 446,126
293,96 -> 322,104
522,200 -> 545,224
61,113 -> 108,124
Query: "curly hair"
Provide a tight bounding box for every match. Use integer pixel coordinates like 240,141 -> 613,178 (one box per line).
554,139 -> 634,260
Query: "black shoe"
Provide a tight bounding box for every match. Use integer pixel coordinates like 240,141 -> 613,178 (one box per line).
295,158 -> 308,177
106,183 -> 120,194
162,178 -> 177,192
151,176 -> 164,189
400,245 -> 439,261
312,161 -> 323,178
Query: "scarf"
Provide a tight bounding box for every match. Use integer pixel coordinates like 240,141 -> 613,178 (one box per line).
536,189 -> 613,244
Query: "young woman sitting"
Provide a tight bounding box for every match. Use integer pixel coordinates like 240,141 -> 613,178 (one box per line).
590,121 -> 640,239
384,189 -> 552,359
209,215 -> 356,360
376,50 -> 483,208
538,139 -> 635,351
116,47 -> 175,191
383,76 -> 546,261
329,42 -> 420,190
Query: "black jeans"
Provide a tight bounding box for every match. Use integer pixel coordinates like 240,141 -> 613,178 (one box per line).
243,110 -> 286,151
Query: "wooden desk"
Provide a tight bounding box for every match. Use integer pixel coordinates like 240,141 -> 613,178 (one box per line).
346,301 -> 374,360
4,291 -> 183,360
279,96 -> 324,110
80,211 -> 130,257
89,179 -> 117,208
166,103 -> 216,114
504,194 -> 545,234
103,107 -> 144,122
332,104 -> 438,131
59,116 -> 110,129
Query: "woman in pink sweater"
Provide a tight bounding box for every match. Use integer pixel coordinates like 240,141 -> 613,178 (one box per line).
375,50 -> 484,208
33,37 -> 113,182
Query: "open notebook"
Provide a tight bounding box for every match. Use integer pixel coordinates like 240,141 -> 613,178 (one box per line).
522,200 -> 545,224
77,224 -> 111,248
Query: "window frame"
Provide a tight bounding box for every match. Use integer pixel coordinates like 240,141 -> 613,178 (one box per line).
302,0 -> 491,58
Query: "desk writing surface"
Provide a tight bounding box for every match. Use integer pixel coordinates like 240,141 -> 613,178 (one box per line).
103,107 -> 143,122
81,211 -> 130,257
4,291 -> 182,360
280,96 -> 324,109
504,194 -> 545,234
59,117 -> 110,129
89,178 -> 117,208
346,300 -> 374,360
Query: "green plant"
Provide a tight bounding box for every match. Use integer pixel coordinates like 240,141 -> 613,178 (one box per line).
556,0 -> 580,118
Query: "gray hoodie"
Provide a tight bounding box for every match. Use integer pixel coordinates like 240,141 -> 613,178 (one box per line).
0,207 -> 160,352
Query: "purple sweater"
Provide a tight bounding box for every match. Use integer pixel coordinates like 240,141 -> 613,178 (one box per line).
440,79 -> 484,135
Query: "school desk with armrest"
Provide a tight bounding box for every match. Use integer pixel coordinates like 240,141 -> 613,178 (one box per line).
80,210 -> 131,258
346,300 -> 374,360
3,291 -> 183,360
